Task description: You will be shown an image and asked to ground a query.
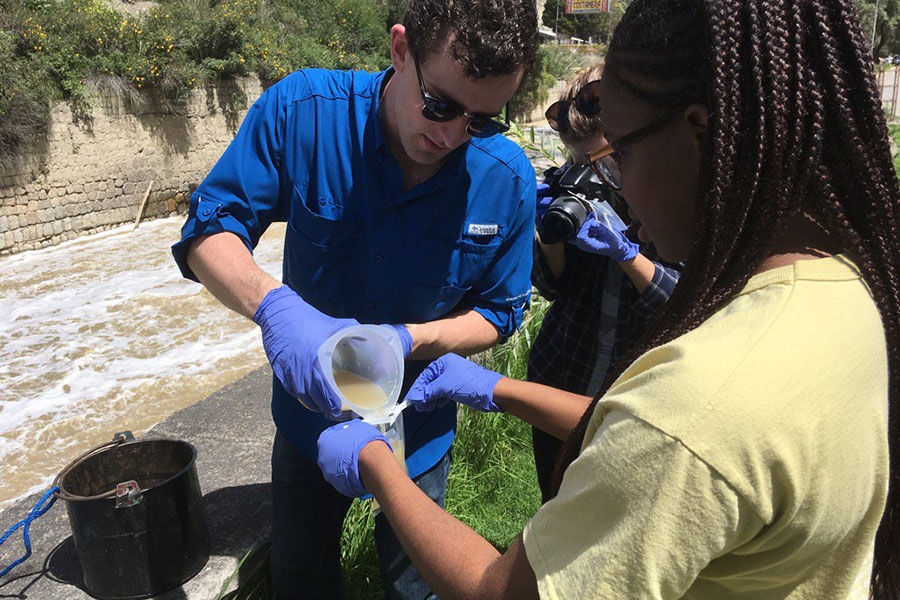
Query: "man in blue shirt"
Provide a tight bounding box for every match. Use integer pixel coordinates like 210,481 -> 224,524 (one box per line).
172,1 -> 539,598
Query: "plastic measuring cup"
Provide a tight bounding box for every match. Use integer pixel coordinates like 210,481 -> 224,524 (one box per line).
318,324 -> 408,514
317,324 -> 406,422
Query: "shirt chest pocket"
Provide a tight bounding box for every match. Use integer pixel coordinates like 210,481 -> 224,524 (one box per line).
401,237 -> 503,322
413,236 -> 503,292
285,187 -> 359,292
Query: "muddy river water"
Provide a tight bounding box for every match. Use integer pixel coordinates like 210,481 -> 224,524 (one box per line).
0,218 -> 285,507
0,130 -> 560,508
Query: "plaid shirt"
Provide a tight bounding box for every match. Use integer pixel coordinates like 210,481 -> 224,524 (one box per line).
527,232 -> 681,396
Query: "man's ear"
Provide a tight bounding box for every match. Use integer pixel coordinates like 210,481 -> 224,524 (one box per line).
390,24 -> 410,73
684,104 -> 708,150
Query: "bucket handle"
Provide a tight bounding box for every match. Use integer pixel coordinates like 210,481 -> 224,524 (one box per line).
0,432 -> 136,578
53,431 -> 135,502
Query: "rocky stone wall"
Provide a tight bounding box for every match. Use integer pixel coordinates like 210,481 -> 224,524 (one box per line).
0,77 -> 263,255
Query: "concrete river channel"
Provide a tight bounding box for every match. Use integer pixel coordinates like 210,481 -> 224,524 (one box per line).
0,218 -> 285,508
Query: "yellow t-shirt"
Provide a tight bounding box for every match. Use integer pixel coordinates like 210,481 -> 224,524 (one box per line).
523,255 -> 888,599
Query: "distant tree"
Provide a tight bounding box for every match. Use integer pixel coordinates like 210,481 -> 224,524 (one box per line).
540,2 -> 898,58
855,0 -> 900,58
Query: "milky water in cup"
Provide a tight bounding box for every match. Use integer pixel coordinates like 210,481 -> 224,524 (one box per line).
318,324 -> 404,419
333,370 -> 388,411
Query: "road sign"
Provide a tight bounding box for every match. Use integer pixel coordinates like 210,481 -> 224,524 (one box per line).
565,0 -> 613,13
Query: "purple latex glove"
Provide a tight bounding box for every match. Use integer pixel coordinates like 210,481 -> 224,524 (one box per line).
317,419 -> 391,497
569,211 -> 640,262
253,285 -> 359,418
385,324 -> 413,358
405,353 -> 504,413
536,183 -> 554,225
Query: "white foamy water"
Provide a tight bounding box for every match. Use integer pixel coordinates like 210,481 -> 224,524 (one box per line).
0,218 -> 285,508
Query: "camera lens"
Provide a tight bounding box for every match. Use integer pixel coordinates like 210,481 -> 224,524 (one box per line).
540,196 -> 588,244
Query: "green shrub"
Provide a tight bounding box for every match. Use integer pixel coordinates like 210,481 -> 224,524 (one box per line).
541,43 -> 589,81
510,42 -> 599,121
0,28 -> 55,164
0,0 -> 393,158
252,0 -> 389,75
321,0 -> 390,67
510,44 -> 557,121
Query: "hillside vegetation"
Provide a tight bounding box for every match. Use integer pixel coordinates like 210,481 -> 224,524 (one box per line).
0,0 -> 565,163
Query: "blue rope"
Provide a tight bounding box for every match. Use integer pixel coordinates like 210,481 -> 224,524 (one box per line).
0,486 -> 59,579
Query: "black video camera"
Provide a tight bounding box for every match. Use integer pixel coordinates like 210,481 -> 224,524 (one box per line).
538,163 -> 621,245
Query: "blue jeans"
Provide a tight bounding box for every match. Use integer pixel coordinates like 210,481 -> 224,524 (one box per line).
270,431 -> 449,600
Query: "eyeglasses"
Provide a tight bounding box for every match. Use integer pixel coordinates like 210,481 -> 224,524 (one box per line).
545,80 -> 601,132
585,109 -> 685,190
412,54 -> 510,138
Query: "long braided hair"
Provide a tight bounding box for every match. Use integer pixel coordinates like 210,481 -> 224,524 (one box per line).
551,0 -> 900,597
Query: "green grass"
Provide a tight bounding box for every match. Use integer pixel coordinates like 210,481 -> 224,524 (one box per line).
889,122 -> 900,176
444,409 -> 541,550
221,295 -> 548,600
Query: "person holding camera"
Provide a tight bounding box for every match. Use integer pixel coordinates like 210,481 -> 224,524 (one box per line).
529,64 -> 681,502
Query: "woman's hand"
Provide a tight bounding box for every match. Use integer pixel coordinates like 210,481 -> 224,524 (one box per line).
569,210 -> 640,262
405,353 -> 504,412
316,419 -> 391,497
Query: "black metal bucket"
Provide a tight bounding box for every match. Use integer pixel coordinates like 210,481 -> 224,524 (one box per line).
54,432 -> 210,600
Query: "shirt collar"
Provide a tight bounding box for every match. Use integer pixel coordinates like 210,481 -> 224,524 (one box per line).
372,67 -> 393,152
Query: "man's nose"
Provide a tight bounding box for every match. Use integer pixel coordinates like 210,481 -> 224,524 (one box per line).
437,116 -> 471,149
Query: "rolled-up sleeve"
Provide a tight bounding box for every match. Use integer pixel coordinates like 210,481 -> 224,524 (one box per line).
172,76 -> 294,281
466,164 -> 536,337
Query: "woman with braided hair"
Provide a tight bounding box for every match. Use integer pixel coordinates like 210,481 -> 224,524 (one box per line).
314,0 -> 900,598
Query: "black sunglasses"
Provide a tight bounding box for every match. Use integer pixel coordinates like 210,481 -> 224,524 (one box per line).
545,80 -> 601,132
585,108 -> 685,190
413,54 -> 510,138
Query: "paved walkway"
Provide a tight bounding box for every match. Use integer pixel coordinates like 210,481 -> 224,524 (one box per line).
0,364 -> 275,600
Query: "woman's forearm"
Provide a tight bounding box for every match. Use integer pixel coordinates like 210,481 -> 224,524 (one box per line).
493,377 -> 592,440
537,240 -> 567,280
358,443 -> 539,600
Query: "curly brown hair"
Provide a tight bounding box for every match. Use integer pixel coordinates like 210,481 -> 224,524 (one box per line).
552,1 -> 900,598
402,0 -> 539,78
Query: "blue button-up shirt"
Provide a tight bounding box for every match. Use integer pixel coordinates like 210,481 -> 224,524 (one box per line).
173,68 -> 535,477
